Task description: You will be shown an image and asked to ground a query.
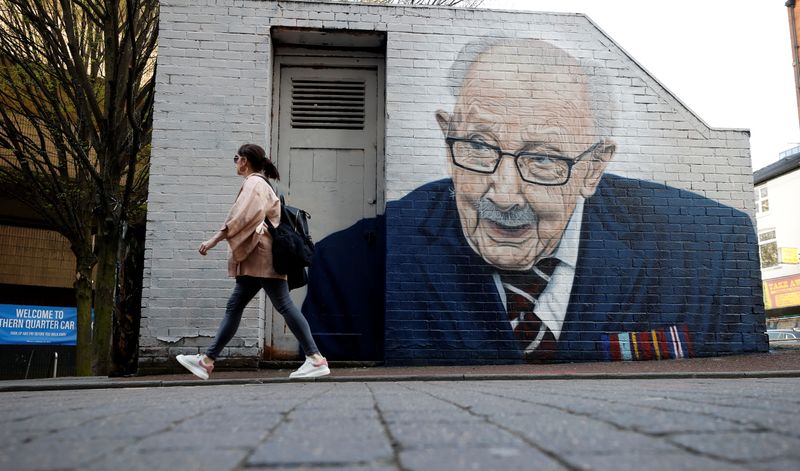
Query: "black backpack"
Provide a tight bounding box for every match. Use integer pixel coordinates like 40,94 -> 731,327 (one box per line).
265,196 -> 314,290
253,175 -> 314,289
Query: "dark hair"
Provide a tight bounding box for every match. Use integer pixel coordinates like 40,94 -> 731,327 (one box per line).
237,143 -> 280,180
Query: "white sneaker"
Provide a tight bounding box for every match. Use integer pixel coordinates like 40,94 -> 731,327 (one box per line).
289,356 -> 330,379
176,354 -> 213,380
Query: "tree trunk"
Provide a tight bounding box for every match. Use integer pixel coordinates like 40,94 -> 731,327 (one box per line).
74,256 -> 94,377
111,222 -> 146,376
92,217 -> 120,376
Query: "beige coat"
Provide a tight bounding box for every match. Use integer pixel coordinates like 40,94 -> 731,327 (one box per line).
223,173 -> 286,279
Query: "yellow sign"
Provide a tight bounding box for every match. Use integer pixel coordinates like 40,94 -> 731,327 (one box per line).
763,282 -> 772,310
781,247 -> 799,264
763,273 -> 800,309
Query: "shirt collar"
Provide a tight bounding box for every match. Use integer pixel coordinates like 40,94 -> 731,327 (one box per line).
493,197 -> 585,344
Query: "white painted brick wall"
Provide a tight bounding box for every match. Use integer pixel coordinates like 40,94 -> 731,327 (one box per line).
142,0 -> 754,368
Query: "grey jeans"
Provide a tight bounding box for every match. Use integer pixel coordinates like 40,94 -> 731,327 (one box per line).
206,276 -> 319,359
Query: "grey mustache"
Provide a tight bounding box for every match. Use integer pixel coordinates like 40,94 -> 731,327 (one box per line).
476,196 -> 537,228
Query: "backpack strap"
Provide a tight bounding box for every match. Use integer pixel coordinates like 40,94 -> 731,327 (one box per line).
250,173 -> 278,233
251,173 -> 310,234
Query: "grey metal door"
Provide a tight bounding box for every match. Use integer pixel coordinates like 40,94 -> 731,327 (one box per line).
267,62 -> 380,357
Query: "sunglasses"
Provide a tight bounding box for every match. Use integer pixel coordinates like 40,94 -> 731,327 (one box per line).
233,154 -> 243,163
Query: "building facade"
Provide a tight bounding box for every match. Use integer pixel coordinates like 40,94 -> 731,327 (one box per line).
754,146 -> 800,326
140,0 -> 766,370
0,117 -> 78,379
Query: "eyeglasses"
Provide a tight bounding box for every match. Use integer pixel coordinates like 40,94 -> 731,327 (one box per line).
233,155 -> 242,163
445,137 -> 601,186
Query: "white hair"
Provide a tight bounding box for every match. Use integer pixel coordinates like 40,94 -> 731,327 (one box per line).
446,37 -> 617,137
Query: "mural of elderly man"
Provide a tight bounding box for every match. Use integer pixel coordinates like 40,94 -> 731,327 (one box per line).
304,38 -> 767,365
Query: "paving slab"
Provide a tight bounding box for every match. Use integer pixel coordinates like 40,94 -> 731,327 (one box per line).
0,379 -> 798,471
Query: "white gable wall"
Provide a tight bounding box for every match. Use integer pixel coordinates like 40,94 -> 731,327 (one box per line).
141,0 -> 754,369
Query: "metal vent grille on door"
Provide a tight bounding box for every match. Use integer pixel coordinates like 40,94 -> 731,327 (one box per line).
291,79 -> 366,129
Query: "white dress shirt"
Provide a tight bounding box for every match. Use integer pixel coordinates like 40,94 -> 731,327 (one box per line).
493,197 -> 585,342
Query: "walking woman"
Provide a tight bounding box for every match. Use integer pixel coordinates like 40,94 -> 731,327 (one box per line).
177,143 -> 329,380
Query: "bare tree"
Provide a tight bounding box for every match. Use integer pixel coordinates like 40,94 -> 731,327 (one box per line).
0,0 -> 157,375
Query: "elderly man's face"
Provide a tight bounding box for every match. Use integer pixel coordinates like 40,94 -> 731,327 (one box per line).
437,49 -> 614,271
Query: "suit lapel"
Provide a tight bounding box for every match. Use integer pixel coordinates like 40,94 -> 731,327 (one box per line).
562,175 -> 650,350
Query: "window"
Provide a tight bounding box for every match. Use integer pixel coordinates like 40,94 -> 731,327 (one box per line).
759,230 -> 778,268
755,186 -> 769,214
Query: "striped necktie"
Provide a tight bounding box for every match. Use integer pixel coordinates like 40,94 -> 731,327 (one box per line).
500,258 -> 560,360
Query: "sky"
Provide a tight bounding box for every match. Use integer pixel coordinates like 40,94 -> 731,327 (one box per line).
481,0 -> 800,171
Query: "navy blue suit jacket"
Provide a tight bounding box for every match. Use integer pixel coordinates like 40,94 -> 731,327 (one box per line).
304,173 -> 767,364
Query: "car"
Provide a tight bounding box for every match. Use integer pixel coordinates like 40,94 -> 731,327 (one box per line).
766,329 -> 800,348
